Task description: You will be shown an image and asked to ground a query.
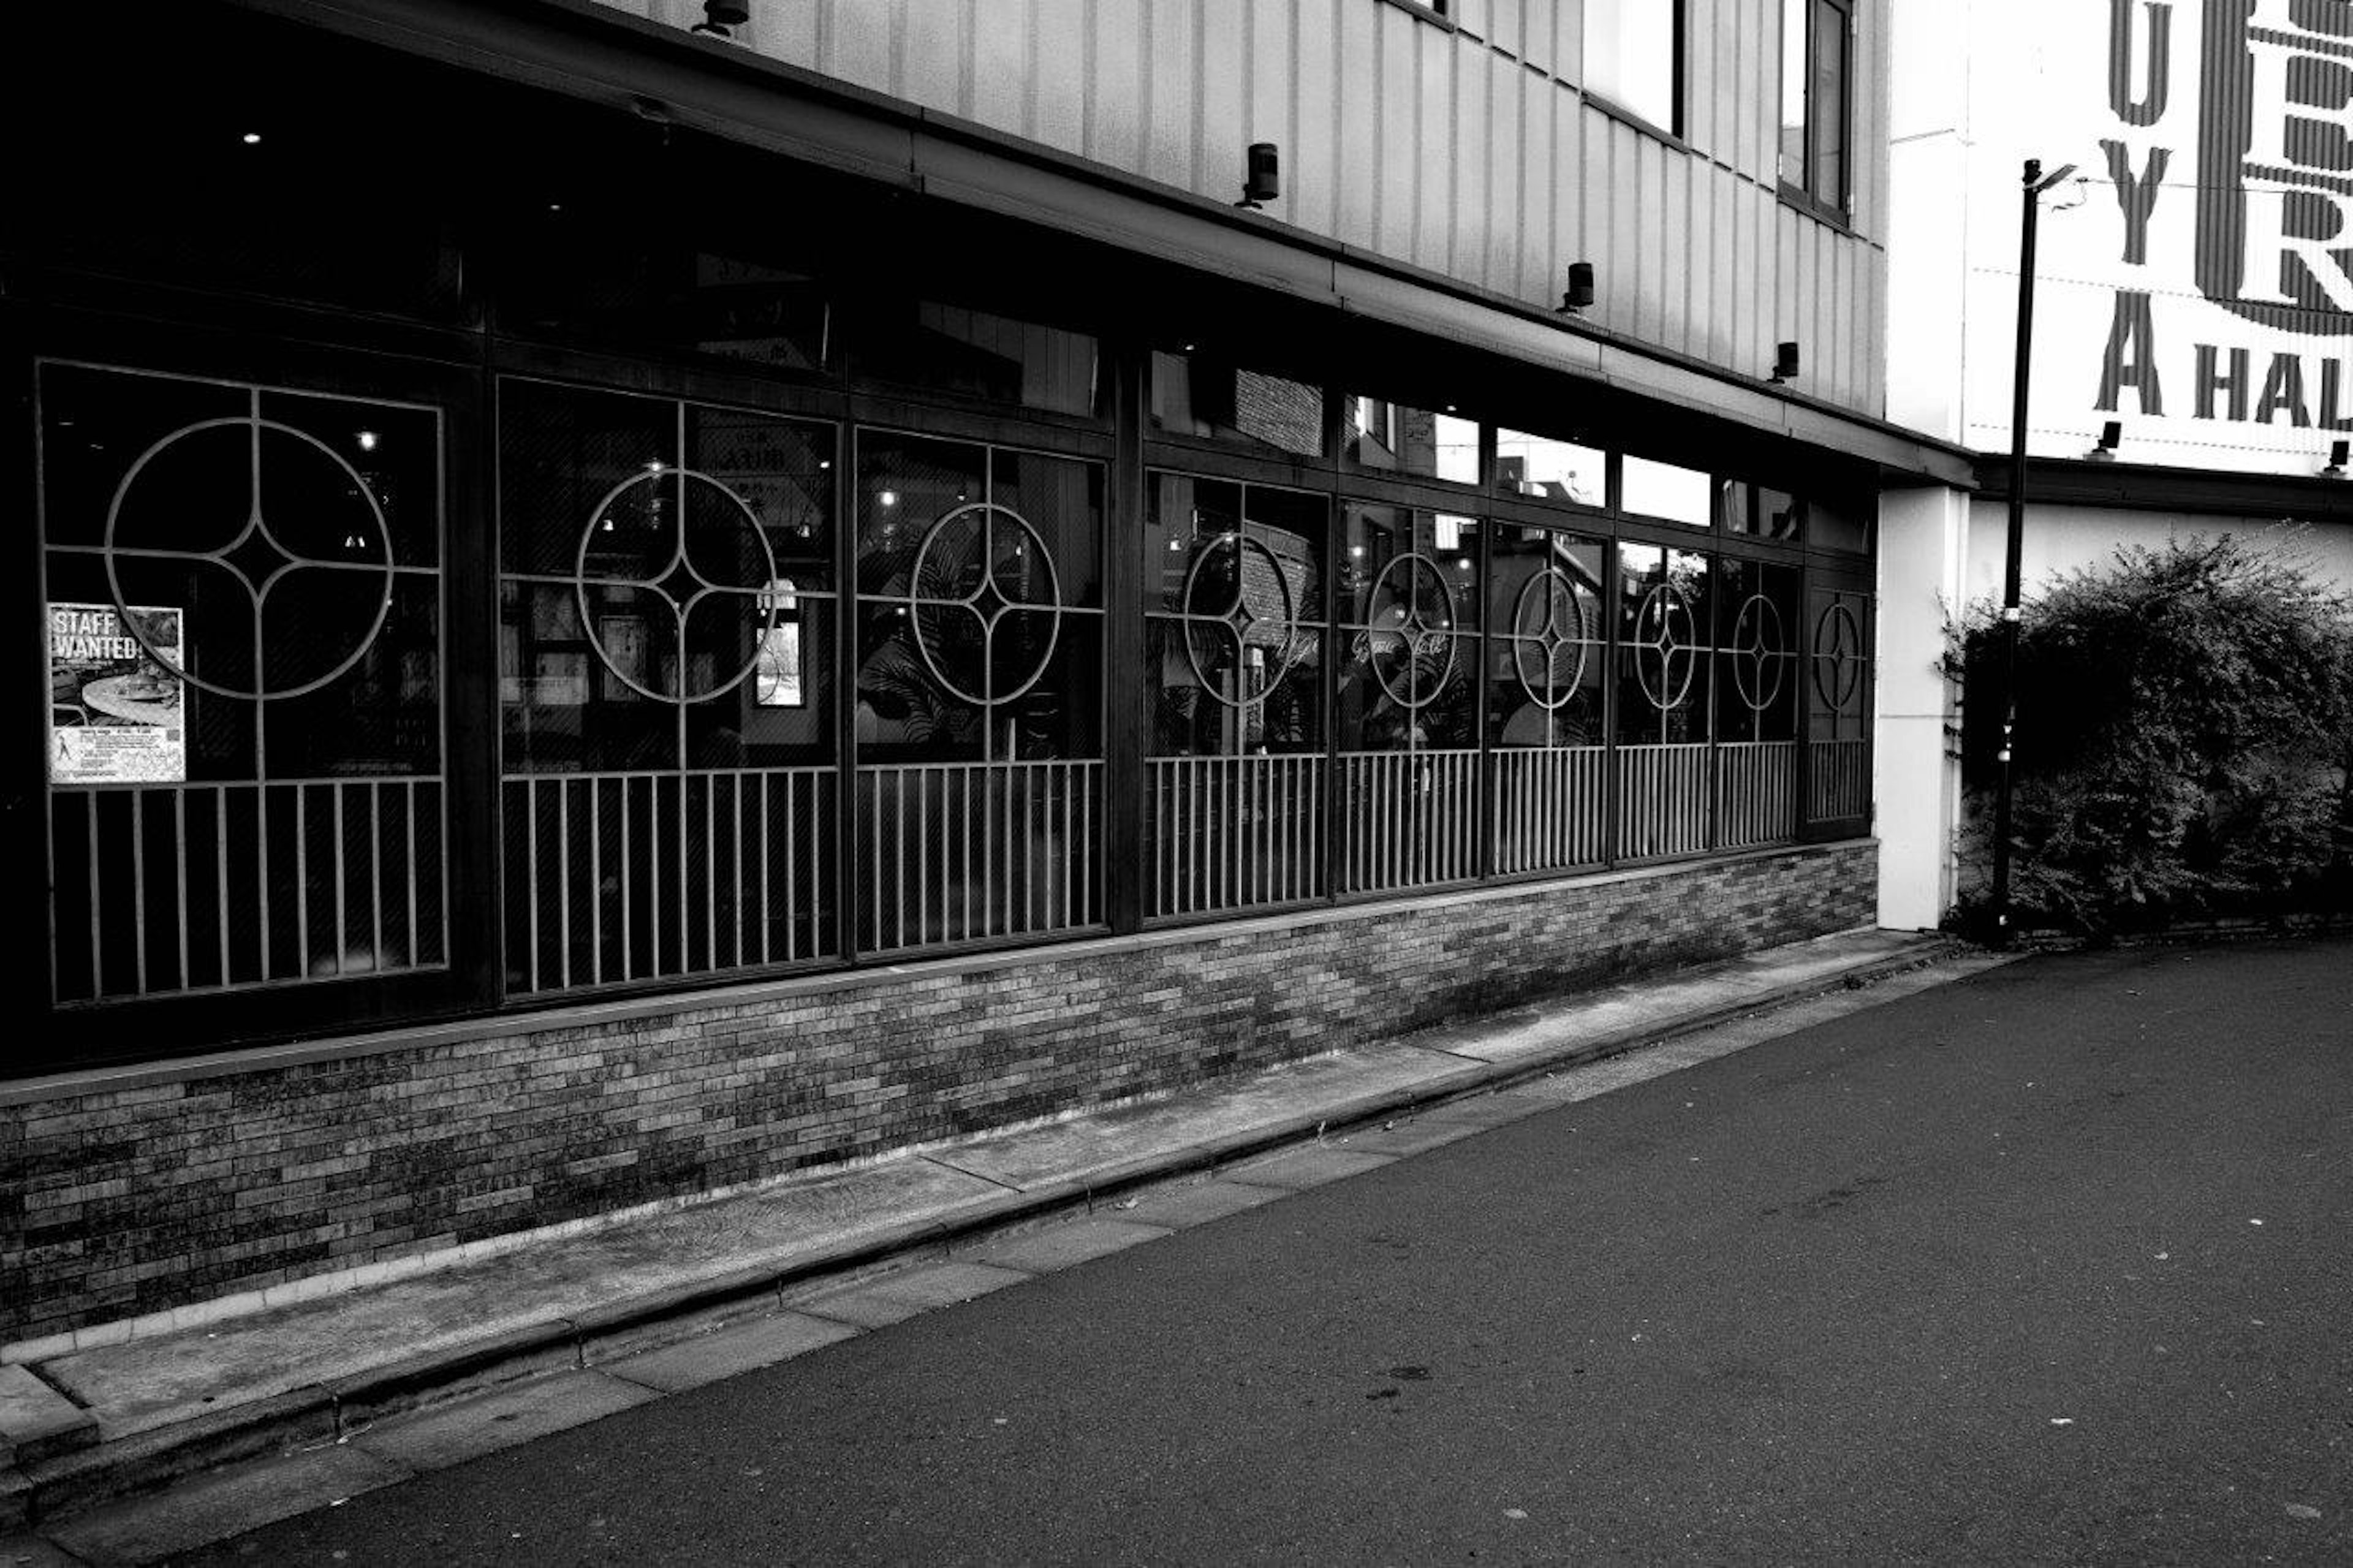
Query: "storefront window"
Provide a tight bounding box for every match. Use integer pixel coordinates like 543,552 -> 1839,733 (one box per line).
1616,543 -> 1713,858
40,363 -> 448,1002
497,379 -> 837,990
1621,455 -> 1713,528
1716,559 -> 1800,847
1344,396 -> 1479,483
1150,352 -> 1325,458
855,303 -> 1102,417
1144,475 -> 1327,916
1496,428 -> 1607,507
1488,525 -> 1608,874
854,431 -> 1105,950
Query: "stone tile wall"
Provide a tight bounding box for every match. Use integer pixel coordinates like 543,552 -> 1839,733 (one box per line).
1,842 -> 1874,1346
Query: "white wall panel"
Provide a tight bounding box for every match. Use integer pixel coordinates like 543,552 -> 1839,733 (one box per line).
612,0 -> 1890,416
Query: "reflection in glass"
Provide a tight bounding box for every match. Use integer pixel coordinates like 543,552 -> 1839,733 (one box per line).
1496,428 -> 1605,507
1338,505 -> 1480,753
1488,527 -> 1606,749
1345,397 -> 1479,483
1146,475 -> 1325,757
1150,353 -> 1324,458
1621,455 -> 1712,528
858,302 -> 1101,417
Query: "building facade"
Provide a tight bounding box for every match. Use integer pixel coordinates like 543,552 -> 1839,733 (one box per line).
4,0 -> 1961,1349
1879,0 -> 2353,928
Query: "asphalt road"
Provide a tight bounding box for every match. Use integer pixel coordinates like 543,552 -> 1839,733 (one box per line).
192,941 -> 2351,1566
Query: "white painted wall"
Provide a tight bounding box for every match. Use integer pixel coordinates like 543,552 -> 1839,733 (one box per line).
1960,502 -> 2353,606
1874,486 -> 1972,930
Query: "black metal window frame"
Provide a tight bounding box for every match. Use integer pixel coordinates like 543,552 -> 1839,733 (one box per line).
1779,0 -> 1855,224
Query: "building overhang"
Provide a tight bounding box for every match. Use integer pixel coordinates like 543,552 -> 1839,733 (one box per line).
230,0 -> 1976,490
1969,455 -> 2353,521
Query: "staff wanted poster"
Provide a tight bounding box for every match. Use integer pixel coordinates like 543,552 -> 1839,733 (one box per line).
49,602 -> 187,784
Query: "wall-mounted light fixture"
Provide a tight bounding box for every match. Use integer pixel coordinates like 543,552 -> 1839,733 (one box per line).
2326,439 -> 2350,478
1237,143 -> 1280,210
693,0 -> 749,37
1556,260 -> 1596,314
2087,419 -> 2122,461
1770,341 -> 1800,383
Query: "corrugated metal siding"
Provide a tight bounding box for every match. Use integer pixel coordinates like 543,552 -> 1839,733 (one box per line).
632,0 -> 1887,416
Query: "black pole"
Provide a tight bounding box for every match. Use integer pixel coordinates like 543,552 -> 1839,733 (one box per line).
1991,158 -> 2043,947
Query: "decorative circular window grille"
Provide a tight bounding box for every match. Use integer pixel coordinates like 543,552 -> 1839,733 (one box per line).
1811,600 -> 1864,710
573,466 -> 781,705
1507,565 -> 1591,711
101,415 -> 396,701
1729,591 -> 1789,714
1175,530 -> 1303,710
1363,552 -> 1460,712
904,501 -> 1064,708
1632,581 -> 1700,711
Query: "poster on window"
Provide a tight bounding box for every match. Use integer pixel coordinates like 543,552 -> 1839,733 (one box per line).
756,624 -> 803,708
48,601 -> 187,785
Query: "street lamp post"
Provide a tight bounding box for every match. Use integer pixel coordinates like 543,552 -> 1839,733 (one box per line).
1990,157 -> 2077,947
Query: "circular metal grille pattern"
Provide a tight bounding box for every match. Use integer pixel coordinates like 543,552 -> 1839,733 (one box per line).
1728,591 -> 1789,714
1631,581 -> 1700,712
1363,551 -> 1460,713
1174,529 -> 1303,710
1811,599 -> 1864,711
1506,565 -> 1591,711
102,415 -> 395,701
574,466 -> 781,704
906,501 -> 1064,708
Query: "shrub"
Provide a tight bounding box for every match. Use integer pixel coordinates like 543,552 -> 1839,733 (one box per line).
1946,536 -> 2353,936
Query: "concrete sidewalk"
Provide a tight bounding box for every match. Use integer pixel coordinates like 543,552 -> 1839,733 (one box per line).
0,926 -> 1992,1548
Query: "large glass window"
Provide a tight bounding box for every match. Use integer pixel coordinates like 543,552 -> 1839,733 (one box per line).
854,431 -> 1104,950
1489,525 -> 1609,874
1336,506 -> 1482,892
855,303 -> 1102,419
1616,543 -> 1713,859
1496,428 -> 1607,508
1344,396 -> 1479,483
1780,0 -> 1851,216
1150,352 -> 1325,458
498,380 -> 837,991
41,363 -> 448,1002
1715,559 -> 1800,848
1621,455 -> 1713,529
1144,475 -> 1327,916
1585,0 -> 1680,134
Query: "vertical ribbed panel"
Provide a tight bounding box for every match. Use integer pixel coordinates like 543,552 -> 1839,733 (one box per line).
624,0 -> 1886,415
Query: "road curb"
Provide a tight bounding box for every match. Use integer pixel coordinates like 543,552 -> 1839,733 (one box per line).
9,935 -> 1979,1531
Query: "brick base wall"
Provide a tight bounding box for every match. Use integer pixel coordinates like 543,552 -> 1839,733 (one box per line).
2,841 -> 1874,1347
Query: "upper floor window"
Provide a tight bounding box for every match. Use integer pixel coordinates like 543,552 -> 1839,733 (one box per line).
1780,0 -> 1851,218
1584,1 -> 1680,135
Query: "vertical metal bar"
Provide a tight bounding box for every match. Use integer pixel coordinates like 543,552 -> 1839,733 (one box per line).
406,779 -> 419,971
368,781 -> 382,975
129,791 -> 148,995
526,780 -> 540,993
960,767 -> 972,942
332,783 -> 347,977
1059,763 -> 1072,928
675,773 -> 690,975
870,770 -> 884,952
557,779 -> 571,991
589,776 -> 603,987
759,772 -> 771,965
1080,764 -> 1091,924
217,786 -> 232,985
703,773 -> 716,972
86,796 -> 104,998
173,787 -> 190,991
620,777 -> 634,982
732,773 -> 745,970
294,786 -> 310,980
1001,760 -> 1012,937
919,766 -> 931,944
892,769 -> 907,949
